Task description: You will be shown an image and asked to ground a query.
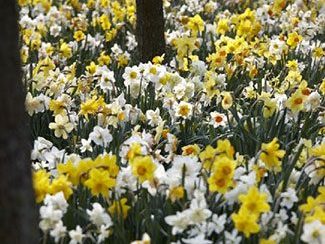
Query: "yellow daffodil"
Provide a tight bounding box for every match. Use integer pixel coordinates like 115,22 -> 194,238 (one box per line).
232,208 -> 260,237
216,18 -> 229,35
187,14 -> 204,36
286,90 -> 306,113
73,30 -> 85,42
260,138 -> 285,172
168,186 -> 185,202
108,198 -> 131,219
131,156 -> 157,183
33,170 -> 51,203
84,168 -> 116,197
57,161 -> 79,185
50,175 -> 73,200
93,154 -> 119,178
287,32 -> 302,48
238,186 -> 270,216
221,92 -> 233,110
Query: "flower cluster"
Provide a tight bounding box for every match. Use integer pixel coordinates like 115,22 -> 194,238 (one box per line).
19,0 -> 325,243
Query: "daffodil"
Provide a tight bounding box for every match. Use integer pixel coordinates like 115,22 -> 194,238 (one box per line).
174,37 -> 198,60
212,156 -> 236,177
84,168 -> 116,197
168,186 -> 185,202
287,32 -> 302,48
208,169 -> 233,193
216,139 -> 235,159
131,156 -> 157,183
216,18 -> 229,35
93,154 -> 119,178
286,90 -> 306,113
79,97 -> 105,119
33,170 -> 51,203
98,51 -> 112,66
200,145 -> 217,170
263,98 -> 277,118
175,101 -> 193,119
59,42 -> 72,58
73,30 -> 85,42
108,198 -> 131,219
49,114 -> 74,139
126,143 -> 143,162
182,144 -> 201,157
260,138 -> 285,172
86,62 -> 97,75
49,99 -> 66,116
57,161 -> 79,185
50,175 -> 73,200
221,92 -> 233,110
232,208 -> 260,237
210,112 -> 227,128
238,186 -> 270,216
187,14 -> 204,36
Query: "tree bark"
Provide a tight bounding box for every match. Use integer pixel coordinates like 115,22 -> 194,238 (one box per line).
136,0 -> 166,62
0,0 -> 38,243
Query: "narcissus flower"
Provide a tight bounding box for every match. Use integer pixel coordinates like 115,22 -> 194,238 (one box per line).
98,51 -> 112,65
212,156 -> 236,177
108,198 -> 131,219
175,101 -> 193,119
182,144 -> 201,157
126,143 -> 143,161
232,208 -> 260,237
216,18 -> 229,35
301,220 -> 325,244
168,186 -> 185,202
59,42 -> 72,58
131,156 -> 157,183
210,112 -> 227,128
49,114 -> 74,139
305,206 -> 325,224
174,37 -> 198,58
50,175 -> 73,200
86,61 -> 97,75
208,168 -> 234,193
262,98 -> 277,118
49,99 -> 66,116
287,32 -> 302,48
313,47 -> 324,58
93,154 -> 119,178
152,54 -> 165,65
286,90 -> 306,113
57,161 -> 79,185
260,138 -> 285,172
33,170 -> 51,203
84,168 -> 116,197
131,233 -> 151,244
216,139 -> 235,159
308,143 -> 325,181
187,14 -> 205,36
238,186 -> 270,216
79,97 -> 104,119
73,30 -> 85,42
221,92 -> 233,110
200,145 -> 217,170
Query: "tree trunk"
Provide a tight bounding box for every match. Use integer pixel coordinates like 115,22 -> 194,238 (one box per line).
0,0 -> 38,243
136,0 -> 166,62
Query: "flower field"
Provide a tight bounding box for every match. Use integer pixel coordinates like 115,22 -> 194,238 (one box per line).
20,0 -> 325,243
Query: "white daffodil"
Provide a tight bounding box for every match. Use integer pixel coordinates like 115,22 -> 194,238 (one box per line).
49,115 -> 74,139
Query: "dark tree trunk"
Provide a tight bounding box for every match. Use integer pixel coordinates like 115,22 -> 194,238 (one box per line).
136,0 -> 166,62
0,0 -> 38,243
